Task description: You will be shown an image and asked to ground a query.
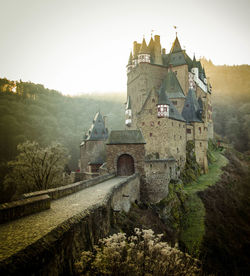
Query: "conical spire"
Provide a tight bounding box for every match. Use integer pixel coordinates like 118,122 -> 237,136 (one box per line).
158,88 -> 168,105
148,36 -> 154,52
161,70 -> 185,99
192,55 -> 198,68
182,89 -> 202,123
139,38 -> 149,54
170,36 -> 182,53
128,51 -> 133,65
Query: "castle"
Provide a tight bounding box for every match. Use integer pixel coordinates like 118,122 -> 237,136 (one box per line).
80,34 -> 213,203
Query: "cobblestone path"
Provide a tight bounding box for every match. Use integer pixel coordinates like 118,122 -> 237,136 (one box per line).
0,176 -> 126,262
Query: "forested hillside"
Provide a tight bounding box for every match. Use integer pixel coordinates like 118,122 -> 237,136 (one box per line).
0,79 -> 125,201
201,59 -> 250,151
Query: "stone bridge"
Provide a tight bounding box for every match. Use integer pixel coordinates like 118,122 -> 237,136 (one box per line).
0,173 -> 140,275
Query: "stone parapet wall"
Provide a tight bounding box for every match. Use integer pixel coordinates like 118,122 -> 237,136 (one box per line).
0,174 -> 140,275
0,195 -> 51,224
22,173 -> 115,200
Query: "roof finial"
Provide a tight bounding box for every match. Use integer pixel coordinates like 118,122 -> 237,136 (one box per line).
173,25 -> 177,37
151,29 -> 155,37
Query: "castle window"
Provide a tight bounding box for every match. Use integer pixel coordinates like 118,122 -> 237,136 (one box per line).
150,133 -> 153,137
152,98 -> 155,103
151,121 -> 154,126
199,127 -> 201,134
177,148 -> 179,153
164,163 -> 167,169
180,136 -> 182,139
172,100 -> 177,105
200,142 -> 202,147
150,163 -> 152,169
142,122 -> 145,126
179,123 -> 180,128
172,122 -> 174,126
186,104 -> 189,107
158,121 -> 160,125
187,129 -> 191,134
157,104 -> 168,118
174,135 -> 176,140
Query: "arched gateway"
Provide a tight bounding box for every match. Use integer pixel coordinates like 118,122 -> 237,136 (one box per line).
117,154 -> 135,176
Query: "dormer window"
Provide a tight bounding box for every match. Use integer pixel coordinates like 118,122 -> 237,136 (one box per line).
157,104 -> 169,118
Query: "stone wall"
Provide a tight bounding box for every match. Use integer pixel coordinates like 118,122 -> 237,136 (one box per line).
143,159 -> 176,203
0,174 -> 140,276
193,122 -> 208,169
173,64 -> 189,95
22,173 -> 115,200
127,63 -> 168,129
106,144 -> 145,176
137,89 -> 186,168
80,140 -> 106,173
0,195 -> 51,224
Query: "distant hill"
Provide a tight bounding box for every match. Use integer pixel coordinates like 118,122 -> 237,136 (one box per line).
0,79 -> 126,202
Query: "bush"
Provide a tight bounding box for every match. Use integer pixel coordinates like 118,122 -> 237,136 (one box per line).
75,229 -> 201,275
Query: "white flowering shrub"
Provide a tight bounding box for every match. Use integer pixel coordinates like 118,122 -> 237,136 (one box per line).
75,229 -> 201,275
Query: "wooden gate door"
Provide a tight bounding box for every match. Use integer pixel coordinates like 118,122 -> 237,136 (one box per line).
117,154 -> 135,176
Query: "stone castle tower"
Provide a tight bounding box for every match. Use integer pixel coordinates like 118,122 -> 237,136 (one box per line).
80,33 -> 213,203
124,34 -> 213,201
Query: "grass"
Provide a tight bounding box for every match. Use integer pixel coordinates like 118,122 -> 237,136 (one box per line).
180,151 -> 228,256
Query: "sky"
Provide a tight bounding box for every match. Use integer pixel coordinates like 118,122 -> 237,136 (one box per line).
0,0 -> 249,95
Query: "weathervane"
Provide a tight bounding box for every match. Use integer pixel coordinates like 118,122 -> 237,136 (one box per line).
173,26 -> 177,36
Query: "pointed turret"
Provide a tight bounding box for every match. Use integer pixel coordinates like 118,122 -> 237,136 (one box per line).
161,70 -> 185,99
84,112 -> 108,141
148,36 -> 154,53
182,89 -> 203,123
138,37 -> 150,64
170,36 -> 182,53
139,38 -> 149,54
158,88 -> 168,105
127,51 -> 133,73
192,55 -> 198,68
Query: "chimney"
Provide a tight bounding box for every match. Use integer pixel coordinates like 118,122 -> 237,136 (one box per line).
154,35 -> 160,43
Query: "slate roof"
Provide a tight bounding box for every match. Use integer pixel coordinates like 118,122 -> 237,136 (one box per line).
139,38 -> 149,54
84,112 -> 108,141
181,89 -> 203,123
106,130 -> 146,145
148,36 -> 154,52
158,88 -> 168,104
159,70 -> 185,99
126,96 -> 131,109
170,36 -> 182,53
168,51 -> 187,67
157,89 -> 186,122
